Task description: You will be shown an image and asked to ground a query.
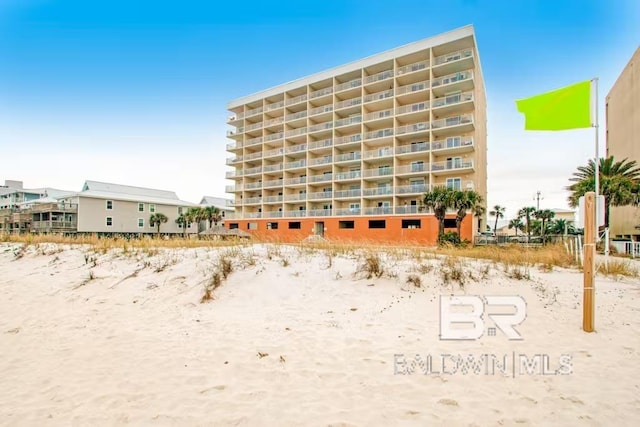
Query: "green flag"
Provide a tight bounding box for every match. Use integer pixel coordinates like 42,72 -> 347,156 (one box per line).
516,80 -> 592,131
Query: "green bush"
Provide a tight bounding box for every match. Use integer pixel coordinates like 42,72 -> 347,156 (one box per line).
438,231 -> 461,246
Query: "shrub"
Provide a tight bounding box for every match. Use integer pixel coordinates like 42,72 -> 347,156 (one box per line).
438,232 -> 461,246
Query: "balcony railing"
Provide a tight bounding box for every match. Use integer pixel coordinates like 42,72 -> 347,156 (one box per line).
396,184 -> 429,194
245,212 -> 262,219
265,132 -> 284,142
432,92 -> 473,108
263,195 -> 283,203
431,114 -> 474,129
226,142 -> 240,150
309,155 -> 332,166
363,207 -> 393,215
244,196 -> 262,204
396,80 -> 430,96
364,128 -> 393,140
264,163 -> 283,173
310,173 -> 333,183
363,147 -> 393,160
363,167 -> 393,177
308,209 -> 332,217
396,142 -> 429,155
335,208 -> 361,216
431,159 -> 474,171
364,69 -> 393,84
335,152 -> 361,162
286,111 -> 307,121
284,176 -> 306,185
308,138 -> 333,150
364,109 -> 393,121
245,136 -> 263,146
264,116 -> 285,127
30,203 -> 78,213
245,182 -> 262,190
285,143 -> 307,154
395,206 -> 421,214
335,189 -> 361,198
309,105 -> 333,116
397,60 -> 429,75
334,133 -> 362,145
434,48 -> 473,66
335,171 -> 362,180
431,70 -> 473,88
245,107 -> 263,118
244,166 -> 262,175
310,87 -> 333,99
285,160 -> 306,169
286,94 -> 308,106
245,151 -> 264,161
307,191 -> 332,200
431,137 -> 474,151
31,221 -> 77,230
263,179 -> 283,188
396,121 -> 430,135
284,193 -> 307,201
225,185 -> 238,192
265,100 -> 285,111
263,211 -> 283,218
285,127 -> 307,138
335,78 -> 362,92
396,101 -> 429,115
262,148 -> 283,158
308,121 -> 333,133
396,164 -> 427,174
363,187 -> 393,196
335,115 -> 362,127
245,122 -> 263,131
335,97 -> 362,109
364,89 -> 393,103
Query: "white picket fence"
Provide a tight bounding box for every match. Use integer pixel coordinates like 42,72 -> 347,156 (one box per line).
611,241 -> 640,258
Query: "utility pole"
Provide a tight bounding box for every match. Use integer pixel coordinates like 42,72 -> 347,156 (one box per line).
533,190 -> 543,210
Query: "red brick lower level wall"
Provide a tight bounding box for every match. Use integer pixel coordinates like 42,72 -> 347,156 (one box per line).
225,214 -> 473,245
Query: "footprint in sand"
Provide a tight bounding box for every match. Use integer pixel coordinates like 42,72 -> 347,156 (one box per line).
438,398 -> 458,406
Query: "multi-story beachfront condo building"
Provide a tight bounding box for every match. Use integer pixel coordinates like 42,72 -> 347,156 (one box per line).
225,25 -> 486,244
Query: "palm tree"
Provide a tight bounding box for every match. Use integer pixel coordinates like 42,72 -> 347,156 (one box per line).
175,213 -> 190,238
508,218 -> 524,236
567,156 -> 640,229
548,218 -> 576,235
489,205 -> 505,235
534,209 -> 555,243
423,186 -> 455,238
452,190 -> 484,239
149,212 -> 168,237
518,206 -> 537,243
185,207 -> 204,233
203,206 -> 222,228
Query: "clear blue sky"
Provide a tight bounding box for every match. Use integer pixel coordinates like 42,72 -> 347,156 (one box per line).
1,0 -> 639,218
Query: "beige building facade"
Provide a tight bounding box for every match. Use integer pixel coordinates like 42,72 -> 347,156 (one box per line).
224,25 -> 487,243
606,46 -> 640,240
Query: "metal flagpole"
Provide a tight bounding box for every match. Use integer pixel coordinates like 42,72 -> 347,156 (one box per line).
593,77 -> 599,225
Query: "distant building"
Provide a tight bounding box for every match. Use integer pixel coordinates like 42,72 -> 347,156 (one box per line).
199,196 -> 235,226
606,45 -> 640,240
59,181 -> 197,236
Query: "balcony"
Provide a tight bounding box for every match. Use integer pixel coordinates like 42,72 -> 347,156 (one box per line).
264,116 -> 285,127
396,141 -> 429,155
307,191 -> 332,200
308,209 -> 332,217
335,97 -> 362,110
334,115 -> 362,128
262,148 -> 283,158
285,143 -> 307,154
310,173 -> 333,183
396,101 -> 429,116
263,195 -> 283,203
394,206 -> 421,214
225,170 -> 238,179
309,105 -> 333,116
245,107 -> 264,118
245,212 -> 262,219
31,221 -> 77,232
431,159 -> 474,174
245,122 -> 263,132
334,133 -> 362,146
364,89 -> 393,104
285,127 -> 307,138
244,196 -> 262,205
308,121 -> 333,133
309,155 -> 332,166
431,71 -> 474,95
363,167 -> 393,178
364,109 -> 393,122
226,142 -> 241,151
265,100 -> 285,112
245,136 -> 264,147
245,181 -> 262,190
397,60 -> 429,76
263,180 -> 283,189
284,193 -> 307,202
285,160 -> 306,170
396,121 -> 429,136
364,69 -> 393,85
396,184 -> 429,194
244,166 -> 262,176
335,189 -> 361,198
396,80 -> 430,96
431,137 -> 474,154
264,132 -> 284,142
335,78 -> 362,92
335,208 -> 361,216
286,111 -> 307,122
286,94 -> 308,106
363,147 -> 393,160
363,207 -> 393,215
226,157 -> 239,165
283,210 -> 308,218
225,185 -> 239,193
432,91 -> 474,114
396,164 -> 427,175
433,48 -> 474,75
364,128 -> 393,141
308,139 -> 333,150
310,87 -> 333,99
30,202 -> 78,213
263,211 -> 283,218
431,114 -> 474,135
335,152 -> 361,162
363,187 -> 393,196
264,163 -> 283,173
284,176 -> 306,186
335,171 -> 362,181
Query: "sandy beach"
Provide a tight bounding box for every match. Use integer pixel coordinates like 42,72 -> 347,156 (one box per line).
1,242 -> 639,426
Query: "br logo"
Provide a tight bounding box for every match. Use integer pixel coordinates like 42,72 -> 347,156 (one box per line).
439,295 -> 527,340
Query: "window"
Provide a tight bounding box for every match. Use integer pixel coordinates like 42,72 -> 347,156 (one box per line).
267,222 -> 279,230
369,220 -> 386,229
411,161 -> 424,172
106,200 -> 113,210
288,222 -> 301,229
444,218 -> 457,228
229,223 -> 239,229
178,207 -> 183,215
106,217 -> 113,227
138,218 -> 144,228
339,220 -> 355,229
248,222 -> 258,230
138,203 -> 144,212
149,204 -> 156,213
446,178 -> 462,190
402,219 -> 421,229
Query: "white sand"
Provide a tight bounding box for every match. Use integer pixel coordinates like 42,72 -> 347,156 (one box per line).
1,242 -> 639,426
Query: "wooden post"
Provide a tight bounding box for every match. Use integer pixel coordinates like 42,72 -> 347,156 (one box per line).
583,191 -> 596,332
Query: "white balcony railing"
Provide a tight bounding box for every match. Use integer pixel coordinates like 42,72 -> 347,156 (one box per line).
307,191 -> 332,200
334,189 -> 361,198
285,127 -> 307,138
264,132 -> 284,142
363,187 -> 393,196
432,92 -> 473,108
364,109 -> 393,121
335,171 -> 362,180
431,137 -> 473,151
335,115 -> 362,127
363,167 -> 393,178
262,148 -> 283,158
364,69 -> 393,84
310,173 -> 333,183
308,138 -> 333,150
264,163 -> 283,173
264,116 -> 285,127
310,87 -> 333,99
244,107 -> 263,118
245,181 -> 262,190
265,100 -> 285,111
431,159 -> 474,172
396,121 -> 430,135
431,114 -> 474,129
364,128 -> 393,140
397,60 -> 429,75
363,147 -> 393,160
363,207 -> 394,215
431,70 -> 473,88
396,164 -> 427,174
285,160 -> 306,169
244,196 -> 262,204
335,152 -> 361,162
245,122 -> 263,131
396,80 -> 430,96
245,136 -> 263,146
335,78 -> 362,92
285,143 -> 307,154
263,195 -> 283,203
364,89 -> 393,103
434,48 -> 473,66
334,133 -> 362,145
286,94 -> 308,106
309,105 -> 333,116
396,101 -> 429,115
396,141 -> 429,155
335,97 -> 362,110
284,176 -> 306,185
263,179 -> 283,188
308,121 -> 333,133
309,155 -> 332,166
244,166 -> 262,175
284,193 -> 307,202
308,209 -> 332,217
335,208 -> 361,216
396,184 -> 429,194
286,111 -> 307,121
